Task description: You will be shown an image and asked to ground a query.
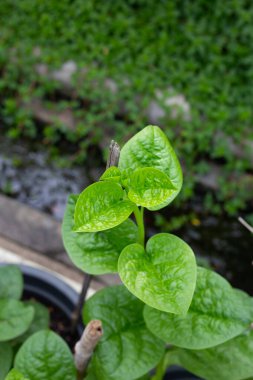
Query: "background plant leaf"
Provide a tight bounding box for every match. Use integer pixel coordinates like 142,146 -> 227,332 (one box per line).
14,330 -> 76,380
0,300 -> 34,342
0,265 -> 23,300
118,125 -> 183,209
144,267 -> 253,349
100,166 -> 121,183
118,233 -> 196,314
127,167 -> 175,209
74,182 -> 135,232
169,329 -> 253,380
62,195 -> 138,274
0,342 -> 13,380
13,301 -> 50,345
5,369 -> 30,380
83,285 -> 165,380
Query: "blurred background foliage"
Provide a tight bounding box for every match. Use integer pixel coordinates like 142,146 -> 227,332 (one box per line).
0,0 -> 252,217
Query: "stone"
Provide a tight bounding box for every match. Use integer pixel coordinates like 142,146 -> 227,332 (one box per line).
51,60 -> 77,85
147,87 -> 191,124
0,194 -> 64,256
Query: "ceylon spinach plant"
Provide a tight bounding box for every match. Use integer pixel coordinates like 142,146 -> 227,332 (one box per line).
4,125 -> 253,380
61,125 -> 253,380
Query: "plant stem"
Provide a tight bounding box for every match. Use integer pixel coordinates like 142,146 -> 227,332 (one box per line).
150,355 -> 166,380
150,347 -> 176,380
71,274 -> 92,333
134,206 -> 145,246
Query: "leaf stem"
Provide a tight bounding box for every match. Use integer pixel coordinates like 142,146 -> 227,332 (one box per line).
150,347 -> 176,380
134,206 -> 145,246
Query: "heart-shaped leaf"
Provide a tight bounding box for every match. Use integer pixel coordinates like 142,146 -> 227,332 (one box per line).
169,329 -> 253,380
118,233 -> 196,314
83,285 -> 165,380
0,342 -> 13,380
144,267 -> 253,349
13,301 -> 50,345
14,330 -> 76,380
0,299 -> 34,341
5,369 -> 29,380
62,195 -> 138,274
127,167 -> 175,209
74,182 -> 135,232
119,125 -> 183,209
100,166 -> 121,183
0,265 -> 23,300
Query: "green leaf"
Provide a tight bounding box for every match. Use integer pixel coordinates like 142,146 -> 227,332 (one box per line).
0,265 -> 23,300
144,267 -> 253,349
14,330 -> 76,380
13,301 -> 50,345
0,342 -> 13,380
83,285 -> 165,380
74,182 -> 135,232
62,195 -> 138,274
100,166 -> 121,183
119,125 -> 183,209
169,329 -> 253,380
127,167 -> 175,209
118,233 -> 196,314
0,299 -> 34,341
5,369 -> 29,380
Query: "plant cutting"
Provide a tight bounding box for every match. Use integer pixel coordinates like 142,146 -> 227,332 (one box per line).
4,125 -> 253,380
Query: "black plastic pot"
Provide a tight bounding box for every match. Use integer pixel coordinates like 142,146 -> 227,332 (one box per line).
19,264 -> 83,337
164,366 -> 201,379
2,263 -> 200,379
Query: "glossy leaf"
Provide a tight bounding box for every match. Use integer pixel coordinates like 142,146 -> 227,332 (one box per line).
5,369 -> 29,380
169,329 -> 253,380
0,299 -> 34,341
83,285 -> 165,380
100,166 -> 121,183
14,330 -> 76,380
127,167 -> 175,209
13,301 -> 50,344
144,267 -> 253,349
119,125 -> 183,209
0,265 -> 23,300
118,233 -> 196,314
74,182 -> 135,232
62,195 -> 138,274
0,342 -> 13,380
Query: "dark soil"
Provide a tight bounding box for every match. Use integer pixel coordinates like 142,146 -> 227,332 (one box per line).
23,291 -> 81,351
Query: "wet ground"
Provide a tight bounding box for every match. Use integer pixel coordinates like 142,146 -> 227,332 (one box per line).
0,137 -> 252,295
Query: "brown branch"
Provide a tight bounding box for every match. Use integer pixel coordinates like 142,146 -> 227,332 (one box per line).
74,320 -> 103,379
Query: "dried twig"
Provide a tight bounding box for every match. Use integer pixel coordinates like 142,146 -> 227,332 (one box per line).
74,320 -> 103,380
238,217 -> 253,234
106,140 -> 120,168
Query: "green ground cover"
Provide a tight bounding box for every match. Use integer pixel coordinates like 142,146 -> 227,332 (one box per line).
0,0 -> 252,215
